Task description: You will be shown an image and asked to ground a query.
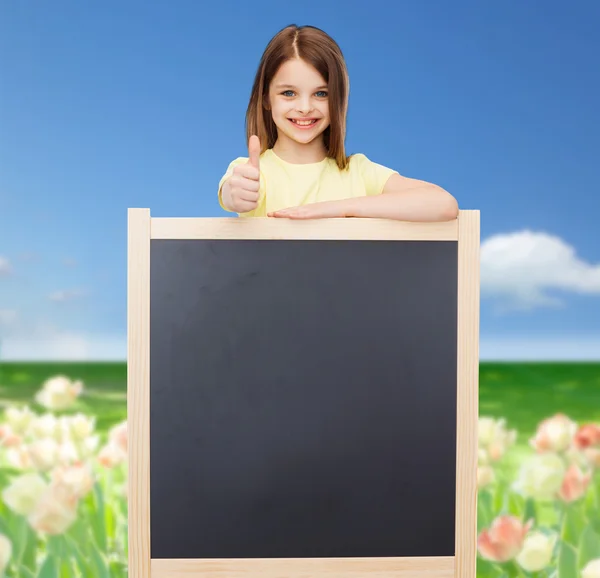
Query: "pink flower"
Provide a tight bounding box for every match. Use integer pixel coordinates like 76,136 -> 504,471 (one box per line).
108,421 -> 127,454
478,515 -> 533,562
574,424 -> 600,449
0,425 -> 21,447
558,463 -> 592,502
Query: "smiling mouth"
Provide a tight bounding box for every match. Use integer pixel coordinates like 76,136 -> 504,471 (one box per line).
288,118 -> 319,126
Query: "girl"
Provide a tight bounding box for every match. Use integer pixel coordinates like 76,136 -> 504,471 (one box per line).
218,24 -> 458,222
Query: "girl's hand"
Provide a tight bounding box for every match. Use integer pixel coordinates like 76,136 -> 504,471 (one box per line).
221,135 -> 261,213
268,200 -> 347,219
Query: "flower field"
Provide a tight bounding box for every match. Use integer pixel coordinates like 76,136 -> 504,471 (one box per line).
0,361 -> 599,577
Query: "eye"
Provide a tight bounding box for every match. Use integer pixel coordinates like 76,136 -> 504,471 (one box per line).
282,90 -> 295,97
316,91 -> 328,97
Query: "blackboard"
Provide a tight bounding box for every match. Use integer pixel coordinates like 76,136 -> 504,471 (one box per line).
128,212 -> 479,578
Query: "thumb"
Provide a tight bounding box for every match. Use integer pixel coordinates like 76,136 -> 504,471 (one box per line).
247,135 -> 261,169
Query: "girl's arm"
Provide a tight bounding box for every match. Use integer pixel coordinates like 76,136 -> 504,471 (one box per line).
270,174 -> 459,222
345,174 -> 458,221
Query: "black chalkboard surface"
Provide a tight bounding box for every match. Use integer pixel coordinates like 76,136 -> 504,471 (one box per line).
149,238 -> 458,560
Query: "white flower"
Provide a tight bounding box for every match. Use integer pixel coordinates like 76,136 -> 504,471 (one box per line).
582,558 -> 600,578
81,434 -> 100,456
29,413 -> 59,440
5,446 -> 33,469
530,413 -> 578,453
512,453 -> 566,501
97,442 -> 127,468
2,473 -> 47,516
4,406 -> 35,435
0,424 -> 21,447
516,531 -> 557,572
50,462 -> 95,505
35,375 -> 83,411
27,438 -> 60,472
56,439 -> 80,465
97,420 -> 128,469
0,534 -> 12,574
108,420 -> 127,454
478,465 -> 495,489
479,417 -> 517,461
27,484 -> 78,535
478,448 -> 489,465
67,414 -> 96,440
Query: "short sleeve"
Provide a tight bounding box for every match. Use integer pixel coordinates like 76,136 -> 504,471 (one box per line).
218,157 -> 266,217
351,153 -> 398,196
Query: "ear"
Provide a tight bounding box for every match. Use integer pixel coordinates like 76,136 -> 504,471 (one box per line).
263,93 -> 271,111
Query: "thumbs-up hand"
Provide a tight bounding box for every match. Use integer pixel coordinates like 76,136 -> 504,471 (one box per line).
221,135 -> 261,213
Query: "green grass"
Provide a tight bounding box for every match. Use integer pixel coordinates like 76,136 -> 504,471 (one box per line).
480,362 -> 600,434
0,362 -> 127,434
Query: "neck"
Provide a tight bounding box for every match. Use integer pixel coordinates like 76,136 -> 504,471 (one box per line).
272,135 -> 327,164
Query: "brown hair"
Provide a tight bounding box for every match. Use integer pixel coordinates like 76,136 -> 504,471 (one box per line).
246,24 -> 351,170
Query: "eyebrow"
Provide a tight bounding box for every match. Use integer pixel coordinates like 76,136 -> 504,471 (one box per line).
275,84 -> 328,90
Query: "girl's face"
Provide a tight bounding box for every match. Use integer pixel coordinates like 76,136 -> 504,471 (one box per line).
266,58 -> 330,149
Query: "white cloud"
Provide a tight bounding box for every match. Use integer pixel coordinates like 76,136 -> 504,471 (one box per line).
0,256 -> 12,276
481,230 -> 600,311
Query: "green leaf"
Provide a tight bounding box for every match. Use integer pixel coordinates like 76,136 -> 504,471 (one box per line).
90,482 -> 107,552
508,492 -> 525,517
46,535 -> 64,558
18,521 -> 37,573
89,543 -> 110,578
584,479 -> 597,513
578,524 -> 600,570
0,513 -> 10,536
478,490 -> 494,531
58,558 -> 72,578
476,558 -> 508,578
64,534 -> 91,577
36,555 -> 58,578
494,481 -> 507,514
108,560 -> 128,578
558,541 -> 578,578
524,497 -> 537,526
560,503 -> 586,547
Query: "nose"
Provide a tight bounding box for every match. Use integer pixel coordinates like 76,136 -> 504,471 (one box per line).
296,95 -> 313,115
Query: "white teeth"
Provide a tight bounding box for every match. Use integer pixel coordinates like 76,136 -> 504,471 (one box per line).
291,119 -> 316,125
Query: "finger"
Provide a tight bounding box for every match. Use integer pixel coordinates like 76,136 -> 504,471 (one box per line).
236,200 -> 258,213
233,164 -> 260,180
240,178 -> 260,193
238,189 -> 260,202
273,209 -> 295,218
247,135 -> 261,169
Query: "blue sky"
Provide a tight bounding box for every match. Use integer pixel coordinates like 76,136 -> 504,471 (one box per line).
1,0 -> 599,360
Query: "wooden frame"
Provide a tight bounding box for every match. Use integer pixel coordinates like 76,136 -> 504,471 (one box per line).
127,209 -> 480,578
